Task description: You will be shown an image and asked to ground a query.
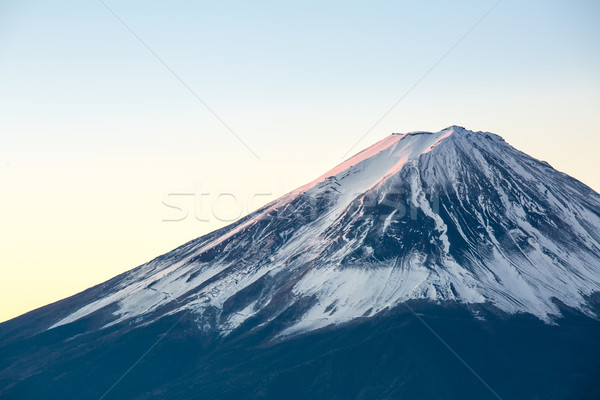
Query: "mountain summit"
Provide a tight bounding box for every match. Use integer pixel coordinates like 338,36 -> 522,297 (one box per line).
48,126 -> 600,336
2,126 -> 600,399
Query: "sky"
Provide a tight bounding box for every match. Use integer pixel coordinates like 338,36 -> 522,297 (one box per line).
1,0 -> 599,322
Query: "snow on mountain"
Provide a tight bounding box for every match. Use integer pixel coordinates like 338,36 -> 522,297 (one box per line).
48,126 -> 600,337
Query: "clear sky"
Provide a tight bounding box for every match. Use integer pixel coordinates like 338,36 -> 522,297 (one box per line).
1,0 -> 599,322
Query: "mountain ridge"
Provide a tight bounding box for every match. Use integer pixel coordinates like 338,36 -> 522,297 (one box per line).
26,126 -> 600,339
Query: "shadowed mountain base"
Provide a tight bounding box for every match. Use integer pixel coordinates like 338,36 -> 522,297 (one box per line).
1,302 -> 599,399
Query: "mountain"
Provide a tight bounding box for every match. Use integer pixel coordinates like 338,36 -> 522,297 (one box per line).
1,126 -> 600,399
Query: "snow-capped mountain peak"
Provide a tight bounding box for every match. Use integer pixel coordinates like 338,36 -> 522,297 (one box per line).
47,126 -> 600,337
